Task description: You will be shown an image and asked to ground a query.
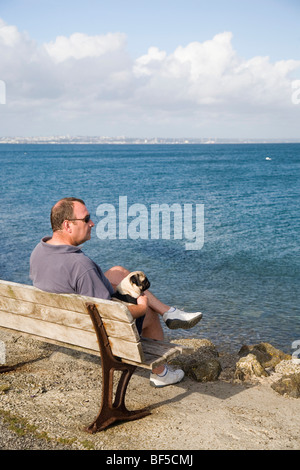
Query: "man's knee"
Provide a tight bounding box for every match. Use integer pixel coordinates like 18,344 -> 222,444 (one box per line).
104,265 -> 130,286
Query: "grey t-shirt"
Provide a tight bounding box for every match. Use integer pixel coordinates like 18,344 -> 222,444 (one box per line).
30,237 -> 114,300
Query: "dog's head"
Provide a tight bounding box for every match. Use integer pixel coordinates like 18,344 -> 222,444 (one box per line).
116,271 -> 151,298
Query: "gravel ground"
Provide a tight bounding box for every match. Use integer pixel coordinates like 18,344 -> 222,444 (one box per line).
1,329 -> 300,451
0,416 -> 75,450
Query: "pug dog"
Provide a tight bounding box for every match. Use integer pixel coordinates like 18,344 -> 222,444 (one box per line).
112,271 -> 150,305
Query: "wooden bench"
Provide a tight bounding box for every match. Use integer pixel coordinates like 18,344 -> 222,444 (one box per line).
0,279 -> 189,433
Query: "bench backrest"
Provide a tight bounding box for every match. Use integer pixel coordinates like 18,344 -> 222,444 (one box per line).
0,280 -> 145,363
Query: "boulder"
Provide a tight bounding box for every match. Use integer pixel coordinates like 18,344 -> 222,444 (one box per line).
170,339 -> 222,382
271,360 -> 300,398
234,353 -> 269,381
275,359 -> 300,376
238,342 -> 291,369
271,373 -> 300,398
235,342 -> 291,381
189,358 -> 222,382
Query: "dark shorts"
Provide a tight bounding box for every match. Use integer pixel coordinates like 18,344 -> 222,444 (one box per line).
135,315 -> 145,335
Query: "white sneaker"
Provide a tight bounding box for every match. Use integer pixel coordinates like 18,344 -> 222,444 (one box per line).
163,307 -> 203,330
150,366 -> 185,388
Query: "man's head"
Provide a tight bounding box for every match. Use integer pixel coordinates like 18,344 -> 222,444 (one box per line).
50,197 -> 85,231
50,197 -> 94,245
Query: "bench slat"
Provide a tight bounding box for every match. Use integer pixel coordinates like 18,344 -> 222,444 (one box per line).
0,309 -> 98,350
0,280 -> 134,323
0,296 -> 140,343
122,338 -> 191,369
141,337 -> 186,355
0,310 -> 144,363
142,337 -> 190,368
0,296 -> 93,330
0,280 -> 90,313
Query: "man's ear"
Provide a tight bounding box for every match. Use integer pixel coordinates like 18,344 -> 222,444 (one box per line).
62,220 -> 72,232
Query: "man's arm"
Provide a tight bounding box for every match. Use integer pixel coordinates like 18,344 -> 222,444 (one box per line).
127,294 -> 148,319
76,268 -> 114,300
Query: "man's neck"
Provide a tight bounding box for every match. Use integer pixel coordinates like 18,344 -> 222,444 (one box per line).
46,231 -> 74,246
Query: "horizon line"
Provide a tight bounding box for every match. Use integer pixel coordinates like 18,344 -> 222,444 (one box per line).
1,136 -> 300,144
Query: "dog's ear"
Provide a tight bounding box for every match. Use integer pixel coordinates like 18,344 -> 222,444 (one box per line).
130,274 -> 142,287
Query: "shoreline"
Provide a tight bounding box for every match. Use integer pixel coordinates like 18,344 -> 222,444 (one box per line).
0,330 -> 299,451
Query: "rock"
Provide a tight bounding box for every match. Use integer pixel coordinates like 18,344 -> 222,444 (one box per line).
271,373 -> 300,398
0,383 -> 10,394
236,344 -> 299,389
234,353 -> 269,381
275,360 -> 300,376
271,361 -> 300,398
238,343 -> 291,369
189,358 -> 222,382
170,339 -> 222,382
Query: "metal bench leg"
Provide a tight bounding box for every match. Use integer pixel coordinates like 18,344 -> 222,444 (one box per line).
85,303 -> 150,434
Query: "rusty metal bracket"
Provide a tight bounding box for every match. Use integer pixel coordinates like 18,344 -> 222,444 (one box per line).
85,303 -> 150,433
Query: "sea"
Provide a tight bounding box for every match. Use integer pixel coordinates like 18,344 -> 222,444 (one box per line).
0,143 -> 299,354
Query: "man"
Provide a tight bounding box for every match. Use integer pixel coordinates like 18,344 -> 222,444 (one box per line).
30,197 -> 202,387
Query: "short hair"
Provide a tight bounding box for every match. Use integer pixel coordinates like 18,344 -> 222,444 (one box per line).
50,197 -> 85,232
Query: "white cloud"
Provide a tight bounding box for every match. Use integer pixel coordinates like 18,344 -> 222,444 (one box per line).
133,32 -> 300,110
44,32 -> 127,63
134,46 -> 167,77
0,18 -> 23,46
0,19 -> 299,137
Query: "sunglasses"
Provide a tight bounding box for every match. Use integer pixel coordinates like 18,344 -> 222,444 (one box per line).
67,214 -> 91,224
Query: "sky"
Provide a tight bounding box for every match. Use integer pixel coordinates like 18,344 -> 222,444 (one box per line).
0,0 -> 300,139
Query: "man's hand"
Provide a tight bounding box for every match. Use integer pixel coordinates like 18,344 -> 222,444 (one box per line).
137,294 -> 148,309
128,294 -> 148,318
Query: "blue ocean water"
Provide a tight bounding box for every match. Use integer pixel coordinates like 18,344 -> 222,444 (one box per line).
0,143 -> 299,353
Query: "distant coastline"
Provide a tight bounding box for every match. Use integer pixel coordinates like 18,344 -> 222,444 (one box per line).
0,136 -> 300,145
